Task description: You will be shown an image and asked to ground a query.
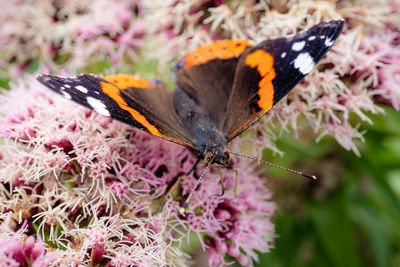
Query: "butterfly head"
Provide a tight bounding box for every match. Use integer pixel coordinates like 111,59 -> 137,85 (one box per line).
204,148 -> 230,166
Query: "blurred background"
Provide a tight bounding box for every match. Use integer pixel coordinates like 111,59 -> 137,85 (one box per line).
256,107 -> 400,267
1,0 -> 399,266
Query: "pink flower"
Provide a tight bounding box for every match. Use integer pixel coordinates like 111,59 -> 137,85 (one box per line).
361,32 -> 400,110
0,215 -> 46,267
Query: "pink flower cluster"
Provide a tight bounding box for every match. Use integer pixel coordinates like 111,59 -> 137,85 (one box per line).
0,214 -> 46,267
0,0 -> 144,77
0,75 -> 276,266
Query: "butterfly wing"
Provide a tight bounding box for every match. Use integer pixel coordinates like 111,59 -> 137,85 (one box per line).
37,74 -> 196,148
173,40 -> 253,127
223,20 -> 344,141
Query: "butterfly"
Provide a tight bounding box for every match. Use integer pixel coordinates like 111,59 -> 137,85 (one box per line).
37,20 -> 343,172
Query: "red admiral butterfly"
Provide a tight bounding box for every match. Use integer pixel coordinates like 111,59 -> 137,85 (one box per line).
37,20 -> 343,205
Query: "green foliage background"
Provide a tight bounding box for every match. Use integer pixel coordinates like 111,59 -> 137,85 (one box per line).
254,107 -> 400,267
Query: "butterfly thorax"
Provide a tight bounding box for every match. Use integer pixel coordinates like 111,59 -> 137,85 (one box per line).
173,90 -> 229,166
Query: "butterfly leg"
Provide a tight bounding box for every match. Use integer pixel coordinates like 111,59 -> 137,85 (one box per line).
218,167 -> 225,196
217,166 -> 237,197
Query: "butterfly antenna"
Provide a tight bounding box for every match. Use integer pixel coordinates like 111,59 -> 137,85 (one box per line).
230,151 -> 317,180
180,155 -> 215,214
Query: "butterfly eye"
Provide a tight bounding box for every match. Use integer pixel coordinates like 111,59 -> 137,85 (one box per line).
205,151 -> 214,164
224,149 -> 230,161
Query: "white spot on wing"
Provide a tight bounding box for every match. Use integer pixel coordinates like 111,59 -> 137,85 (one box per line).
281,52 -> 287,58
65,84 -> 71,88
76,85 -> 88,94
308,36 -> 316,41
292,41 -> 305,51
87,97 -> 110,117
324,37 -> 334,47
62,91 -> 72,100
293,53 -> 315,75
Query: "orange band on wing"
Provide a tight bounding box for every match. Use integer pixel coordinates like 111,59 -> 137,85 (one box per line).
245,50 -> 276,111
103,75 -> 155,90
182,40 -> 252,68
100,80 -> 195,148
100,81 -> 161,136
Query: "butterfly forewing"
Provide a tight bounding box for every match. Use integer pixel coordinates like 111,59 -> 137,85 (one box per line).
37,74 -> 195,148
223,20 -> 344,140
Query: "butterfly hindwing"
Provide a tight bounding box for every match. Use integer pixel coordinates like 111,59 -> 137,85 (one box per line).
37,74 -> 195,148
223,20 -> 344,140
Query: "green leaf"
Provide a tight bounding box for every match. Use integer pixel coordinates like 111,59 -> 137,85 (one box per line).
63,181 -> 76,189
0,78 -> 10,90
33,223 -> 63,249
349,205 -> 389,267
83,59 -> 111,74
55,53 -> 71,65
308,196 -> 362,267
26,58 -> 40,73
387,170 -> 400,197
131,52 -> 175,88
